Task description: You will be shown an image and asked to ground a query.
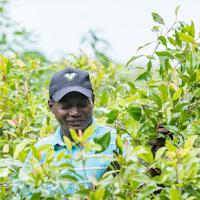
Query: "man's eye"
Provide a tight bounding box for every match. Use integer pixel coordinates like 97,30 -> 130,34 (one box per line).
61,105 -> 70,109
78,101 -> 89,107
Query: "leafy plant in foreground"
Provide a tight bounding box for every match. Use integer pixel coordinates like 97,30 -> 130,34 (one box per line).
0,6 -> 200,200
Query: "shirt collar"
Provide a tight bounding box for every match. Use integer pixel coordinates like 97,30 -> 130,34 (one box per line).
54,119 -> 97,147
54,126 -> 65,147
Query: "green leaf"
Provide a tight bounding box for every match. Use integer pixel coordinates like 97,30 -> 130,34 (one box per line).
184,135 -> 197,149
137,146 -> 154,163
168,36 -> 176,46
38,144 -> 52,152
122,95 -> 138,104
45,148 -> 54,162
125,116 -> 138,139
156,51 -> 174,59
136,71 -> 150,81
172,103 -> 188,112
175,30 -> 182,47
163,106 -> 171,124
100,90 -> 108,106
126,55 -> 144,67
166,140 -> 177,151
152,26 -> 160,32
106,109 -> 118,124
158,36 -> 167,46
152,12 -> 165,25
184,185 -> 200,199
94,132 -> 111,153
116,135 -> 123,152
84,142 -> 102,152
158,84 -> 168,102
172,88 -> 182,100
147,60 -> 152,72
127,81 -> 137,91
151,93 -> 162,107
70,129 -> 80,143
6,60 -> 11,75
127,105 -> 142,121
175,5 -> 180,16
30,192 -> 41,200
170,185 -> 181,200
136,42 -> 153,52
63,136 -> 72,151
179,32 -> 194,43
163,125 -> 179,134
81,124 -> 96,142
57,162 -> 73,168
56,150 -> 65,160
155,147 -> 167,161
94,187 -> 105,199
60,174 -> 78,182
190,21 -> 195,37
31,146 -> 41,161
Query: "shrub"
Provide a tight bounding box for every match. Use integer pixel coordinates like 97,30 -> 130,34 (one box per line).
0,7 -> 200,200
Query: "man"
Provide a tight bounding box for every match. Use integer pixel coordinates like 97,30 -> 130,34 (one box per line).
26,67 -> 170,196
27,67 -> 120,194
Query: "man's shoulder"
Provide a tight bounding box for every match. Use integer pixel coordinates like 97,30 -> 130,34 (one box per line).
35,134 -> 57,148
25,134 -> 57,165
95,123 -> 116,135
94,122 -> 117,144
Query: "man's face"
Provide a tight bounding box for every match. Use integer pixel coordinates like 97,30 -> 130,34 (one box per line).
49,92 -> 93,133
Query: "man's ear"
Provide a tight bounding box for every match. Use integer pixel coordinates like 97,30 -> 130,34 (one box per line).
92,94 -> 95,103
48,100 -> 54,112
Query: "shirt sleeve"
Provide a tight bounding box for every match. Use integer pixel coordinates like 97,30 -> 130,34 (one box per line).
25,135 -> 56,165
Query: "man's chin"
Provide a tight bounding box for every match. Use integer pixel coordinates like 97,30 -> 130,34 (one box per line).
62,119 -> 92,132
69,125 -> 83,131
65,123 -> 85,131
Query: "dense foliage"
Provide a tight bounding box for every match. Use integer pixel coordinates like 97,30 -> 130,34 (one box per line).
0,6 -> 200,200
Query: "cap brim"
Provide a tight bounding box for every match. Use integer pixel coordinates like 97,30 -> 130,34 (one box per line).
52,86 -> 92,101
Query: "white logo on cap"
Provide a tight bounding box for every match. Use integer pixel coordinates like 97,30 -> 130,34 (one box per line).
64,72 -> 77,81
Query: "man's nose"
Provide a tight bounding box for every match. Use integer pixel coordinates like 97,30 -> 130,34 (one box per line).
69,106 -> 80,116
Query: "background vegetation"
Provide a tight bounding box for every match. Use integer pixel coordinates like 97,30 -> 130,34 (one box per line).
0,2 -> 200,199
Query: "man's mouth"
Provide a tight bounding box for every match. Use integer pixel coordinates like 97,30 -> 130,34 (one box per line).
65,120 -> 84,126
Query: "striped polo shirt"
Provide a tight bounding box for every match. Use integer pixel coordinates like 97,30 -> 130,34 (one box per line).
26,120 -> 118,194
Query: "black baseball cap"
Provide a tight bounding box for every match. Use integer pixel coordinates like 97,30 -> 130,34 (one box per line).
49,67 -> 93,101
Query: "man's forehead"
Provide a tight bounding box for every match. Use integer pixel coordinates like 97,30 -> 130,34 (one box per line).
59,92 -> 89,102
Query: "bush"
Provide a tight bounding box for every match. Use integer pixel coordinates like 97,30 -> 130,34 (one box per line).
0,7 -> 200,200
